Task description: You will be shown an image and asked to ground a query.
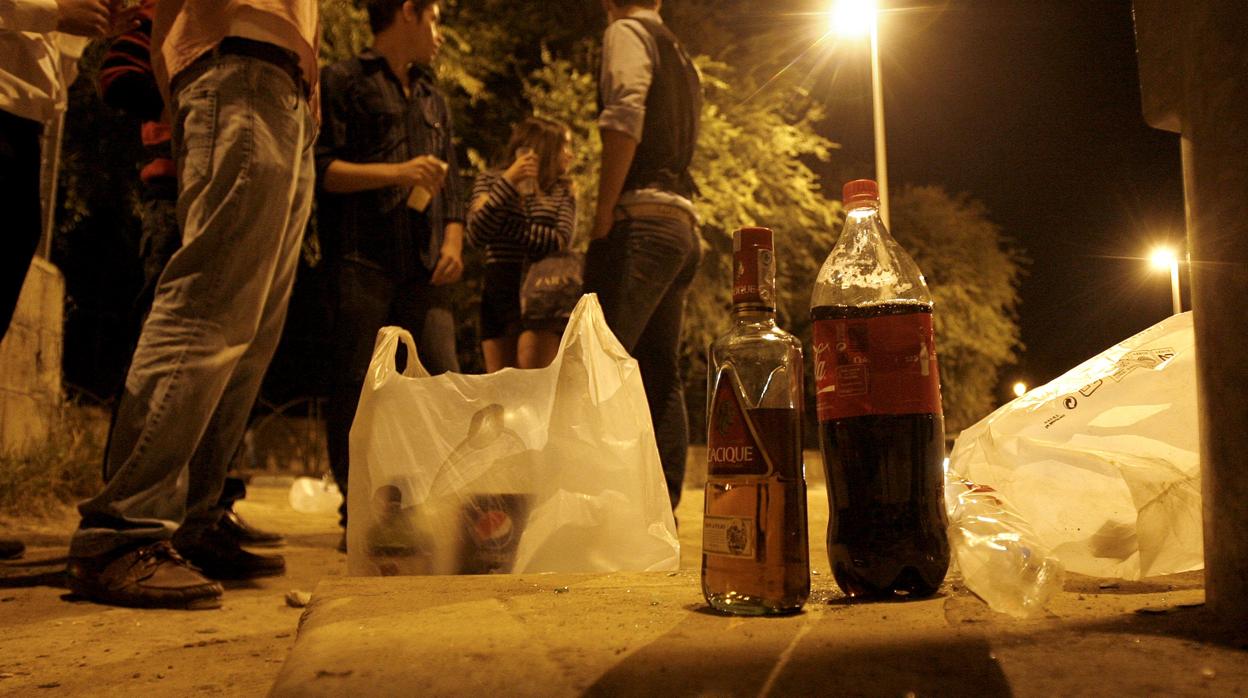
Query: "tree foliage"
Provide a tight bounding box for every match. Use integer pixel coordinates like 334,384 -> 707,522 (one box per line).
891,185 -> 1027,433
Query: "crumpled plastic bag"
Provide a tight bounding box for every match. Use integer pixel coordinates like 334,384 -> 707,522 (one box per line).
346,294 -> 679,576
948,312 -> 1201,580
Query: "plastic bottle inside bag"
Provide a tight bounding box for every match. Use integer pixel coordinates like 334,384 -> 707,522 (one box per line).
433,404 -> 535,574
946,476 -> 1065,618
365,484 -> 434,576
289,475 -> 343,514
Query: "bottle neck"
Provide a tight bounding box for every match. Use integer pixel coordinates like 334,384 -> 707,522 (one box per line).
732,242 -> 777,314
731,303 -> 776,321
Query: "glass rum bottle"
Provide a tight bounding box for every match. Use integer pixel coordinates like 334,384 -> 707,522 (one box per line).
702,226 -> 810,615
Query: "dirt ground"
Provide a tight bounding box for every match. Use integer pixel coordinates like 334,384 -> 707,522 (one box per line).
1,456 -> 1244,697
0,478 -> 342,696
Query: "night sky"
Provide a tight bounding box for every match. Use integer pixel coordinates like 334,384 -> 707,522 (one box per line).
818,0 -> 1186,396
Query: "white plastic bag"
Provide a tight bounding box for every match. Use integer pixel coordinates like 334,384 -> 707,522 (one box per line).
346,294 -> 680,576
288,475 -> 343,514
948,312 -> 1201,580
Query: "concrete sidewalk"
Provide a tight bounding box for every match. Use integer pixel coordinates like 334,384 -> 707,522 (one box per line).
270,485 -> 1243,697
2,469 -> 1245,696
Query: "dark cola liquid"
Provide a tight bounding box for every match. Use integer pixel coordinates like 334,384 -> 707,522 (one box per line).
812,303 -> 950,598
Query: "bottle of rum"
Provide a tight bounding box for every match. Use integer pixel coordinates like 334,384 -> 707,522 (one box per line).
702,226 -> 810,615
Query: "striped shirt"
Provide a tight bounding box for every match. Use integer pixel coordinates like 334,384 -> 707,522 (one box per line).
467,170 -> 576,267
98,1 -> 175,192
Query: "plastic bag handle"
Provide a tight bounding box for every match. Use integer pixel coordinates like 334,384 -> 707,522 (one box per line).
371,325 -> 431,381
553,293 -> 632,362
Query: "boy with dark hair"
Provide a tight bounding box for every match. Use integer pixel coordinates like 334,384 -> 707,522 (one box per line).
585,0 -> 703,511
317,0 -> 465,546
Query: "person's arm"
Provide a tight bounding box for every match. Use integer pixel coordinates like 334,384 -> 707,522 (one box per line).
0,0 -> 110,35
0,0 -> 59,32
315,66 -> 445,195
591,18 -> 653,240
466,171 -> 522,248
431,99 -> 465,286
521,185 -> 577,257
592,128 -> 637,240
430,221 -> 464,286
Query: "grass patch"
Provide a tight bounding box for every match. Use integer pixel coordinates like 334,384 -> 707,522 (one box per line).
0,401 -> 107,517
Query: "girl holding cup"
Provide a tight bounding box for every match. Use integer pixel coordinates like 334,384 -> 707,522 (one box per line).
467,116 -> 576,371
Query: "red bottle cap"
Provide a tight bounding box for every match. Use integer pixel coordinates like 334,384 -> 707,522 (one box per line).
734,226 -> 773,252
843,179 -> 880,208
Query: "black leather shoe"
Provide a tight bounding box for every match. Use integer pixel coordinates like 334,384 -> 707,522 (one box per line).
0,537 -> 24,560
173,526 -> 285,580
67,541 -> 223,610
219,509 -> 285,548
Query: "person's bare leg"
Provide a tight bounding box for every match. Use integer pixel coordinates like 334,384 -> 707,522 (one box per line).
482,333 -> 518,372
517,329 -> 561,369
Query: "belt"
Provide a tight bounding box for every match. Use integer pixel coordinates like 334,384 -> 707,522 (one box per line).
613,202 -> 697,228
174,36 -> 310,100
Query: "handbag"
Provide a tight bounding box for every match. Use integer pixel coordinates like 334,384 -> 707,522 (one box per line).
519,248 -> 585,323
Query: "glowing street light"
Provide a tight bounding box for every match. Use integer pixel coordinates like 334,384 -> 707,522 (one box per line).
1012,381 -> 1028,398
1149,246 -> 1182,315
829,0 -> 890,228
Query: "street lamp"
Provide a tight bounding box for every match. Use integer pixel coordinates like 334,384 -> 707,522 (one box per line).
1149,246 -> 1182,315
1012,381 -> 1028,398
830,0 -> 890,229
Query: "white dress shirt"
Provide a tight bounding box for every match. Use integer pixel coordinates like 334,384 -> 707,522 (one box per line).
0,0 -> 88,124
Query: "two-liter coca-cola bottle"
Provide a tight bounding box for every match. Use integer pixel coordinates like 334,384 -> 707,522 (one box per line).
809,180 -> 950,598
702,226 -> 810,615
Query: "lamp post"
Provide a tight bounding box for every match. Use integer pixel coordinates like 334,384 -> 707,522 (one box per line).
831,0 -> 890,228
1149,246 -> 1182,315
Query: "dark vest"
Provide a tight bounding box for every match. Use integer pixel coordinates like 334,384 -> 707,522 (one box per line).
606,18 -> 702,198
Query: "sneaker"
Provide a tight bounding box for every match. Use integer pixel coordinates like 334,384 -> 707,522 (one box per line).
219,509 -> 285,548
0,537 -> 24,560
174,525 -> 286,580
66,541 -> 223,610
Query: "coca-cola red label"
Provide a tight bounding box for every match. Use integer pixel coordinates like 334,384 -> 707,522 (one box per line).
811,312 -> 941,421
707,367 -> 772,478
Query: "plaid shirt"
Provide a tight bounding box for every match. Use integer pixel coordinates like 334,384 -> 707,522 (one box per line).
316,50 -> 465,279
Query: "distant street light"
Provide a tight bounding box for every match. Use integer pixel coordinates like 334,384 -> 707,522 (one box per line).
829,0 -> 890,229
1149,246 -> 1182,315
1012,381 -> 1028,398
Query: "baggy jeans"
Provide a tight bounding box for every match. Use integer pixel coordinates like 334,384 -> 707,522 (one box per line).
71,54 -> 316,558
582,212 -> 702,509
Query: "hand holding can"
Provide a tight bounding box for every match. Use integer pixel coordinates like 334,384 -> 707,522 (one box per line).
405,156 -> 450,212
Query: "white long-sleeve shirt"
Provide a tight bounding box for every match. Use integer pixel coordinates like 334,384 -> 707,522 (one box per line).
0,0 -> 88,123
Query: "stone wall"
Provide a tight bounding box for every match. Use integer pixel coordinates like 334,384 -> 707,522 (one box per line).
0,258 -> 64,457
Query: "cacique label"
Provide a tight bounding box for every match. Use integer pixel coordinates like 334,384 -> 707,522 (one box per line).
811,312 -> 941,421
706,366 -> 773,478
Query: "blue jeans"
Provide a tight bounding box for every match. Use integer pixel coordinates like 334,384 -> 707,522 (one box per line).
325,262 -> 459,526
71,54 -> 316,558
583,212 -> 701,508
